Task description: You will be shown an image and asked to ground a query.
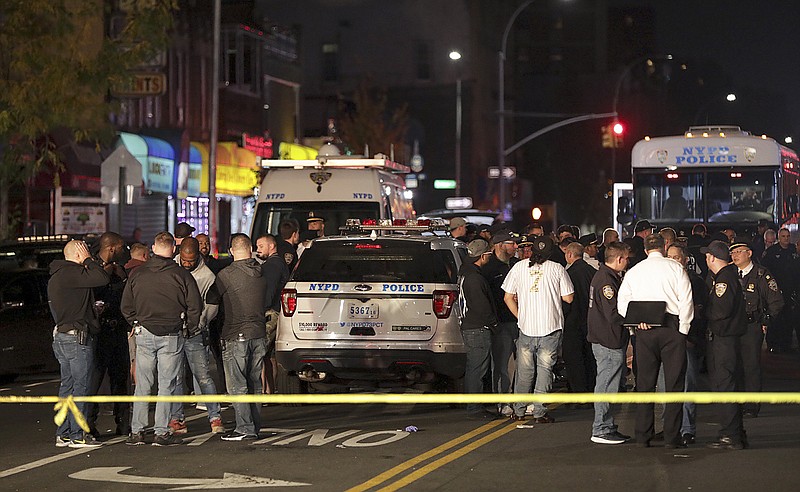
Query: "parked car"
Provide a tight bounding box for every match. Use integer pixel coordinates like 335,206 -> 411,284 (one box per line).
0,235 -> 71,271
0,268 -> 58,379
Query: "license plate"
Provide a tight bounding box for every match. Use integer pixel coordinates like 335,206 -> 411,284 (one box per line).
348,303 -> 378,319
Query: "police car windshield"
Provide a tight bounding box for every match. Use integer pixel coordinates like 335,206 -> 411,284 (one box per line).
293,239 -> 457,284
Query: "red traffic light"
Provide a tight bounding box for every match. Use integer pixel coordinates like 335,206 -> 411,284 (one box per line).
612,122 -> 624,135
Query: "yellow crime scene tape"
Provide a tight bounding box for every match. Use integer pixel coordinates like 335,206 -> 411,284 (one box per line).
2,392 -> 800,433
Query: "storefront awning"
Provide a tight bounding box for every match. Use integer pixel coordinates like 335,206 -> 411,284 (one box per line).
192,142 -> 259,197
117,132 -> 175,195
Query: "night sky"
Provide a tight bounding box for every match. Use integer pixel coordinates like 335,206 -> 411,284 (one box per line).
641,0 -> 800,137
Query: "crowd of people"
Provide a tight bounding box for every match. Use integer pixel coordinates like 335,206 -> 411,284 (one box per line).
455,216 -> 793,451
48,215 -> 315,447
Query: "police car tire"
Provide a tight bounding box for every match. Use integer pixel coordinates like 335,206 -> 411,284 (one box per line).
275,366 -> 306,406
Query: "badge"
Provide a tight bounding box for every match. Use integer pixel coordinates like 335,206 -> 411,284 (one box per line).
602,285 -> 615,300
768,279 -> 779,292
715,283 -> 727,297
746,283 -> 755,292
284,252 -> 293,265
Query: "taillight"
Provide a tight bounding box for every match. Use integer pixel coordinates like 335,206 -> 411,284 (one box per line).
281,288 -> 297,317
433,290 -> 457,319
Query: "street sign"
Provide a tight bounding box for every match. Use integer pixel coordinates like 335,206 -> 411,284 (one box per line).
111,72 -> 167,97
488,166 -> 516,179
445,197 -> 473,209
434,179 -> 457,190
405,174 -> 418,188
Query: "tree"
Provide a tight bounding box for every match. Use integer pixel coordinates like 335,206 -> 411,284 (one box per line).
0,0 -> 176,239
338,80 -> 409,161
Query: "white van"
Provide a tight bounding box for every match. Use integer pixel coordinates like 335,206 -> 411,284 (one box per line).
250,157 -> 415,238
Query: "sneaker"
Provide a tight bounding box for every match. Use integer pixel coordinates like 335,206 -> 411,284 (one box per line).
153,433 -> 183,446
126,432 -> 146,446
532,413 -> 555,424
210,418 -> 225,433
221,431 -> 258,441
196,403 -> 208,411
612,431 -> 632,440
55,435 -> 71,448
681,433 -> 696,445
69,435 -> 102,448
168,419 -> 188,435
509,414 -> 525,422
524,404 -> 536,416
499,404 -> 513,416
591,433 -> 627,445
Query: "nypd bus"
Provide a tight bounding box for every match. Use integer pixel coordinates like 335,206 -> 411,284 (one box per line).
629,125 -> 800,234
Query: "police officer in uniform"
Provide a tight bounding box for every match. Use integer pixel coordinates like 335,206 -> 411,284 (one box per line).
761,227 -> 797,352
702,240 -> 748,450
729,239 -> 784,418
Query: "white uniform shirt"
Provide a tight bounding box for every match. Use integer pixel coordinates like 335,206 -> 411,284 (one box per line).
502,259 -> 574,337
617,251 -> 694,334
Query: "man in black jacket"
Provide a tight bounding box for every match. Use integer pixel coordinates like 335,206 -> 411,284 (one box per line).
256,234 -> 290,396
216,234 -> 269,440
587,241 -> 631,444
761,227 -> 797,352
564,241 -> 598,396
702,240 -> 748,450
49,240 -> 110,448
121,231 -> 202,447
457,238 -> 498,419
87,232 -> 131,438
481,231 -> 518,413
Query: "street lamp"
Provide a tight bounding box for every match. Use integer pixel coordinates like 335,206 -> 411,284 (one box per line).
498,0 -> 536,217
449,50 -> 463,197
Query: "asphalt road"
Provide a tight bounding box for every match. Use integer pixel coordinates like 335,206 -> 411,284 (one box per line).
1,351 -> 799,491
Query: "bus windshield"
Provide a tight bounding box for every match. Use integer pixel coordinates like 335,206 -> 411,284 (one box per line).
634,170 -> 776,224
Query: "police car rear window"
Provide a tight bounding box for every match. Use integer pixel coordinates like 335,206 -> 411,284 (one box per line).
293,240 -> 457,284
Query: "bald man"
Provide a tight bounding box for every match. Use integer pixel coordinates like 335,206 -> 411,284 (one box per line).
49,240 -> 110,448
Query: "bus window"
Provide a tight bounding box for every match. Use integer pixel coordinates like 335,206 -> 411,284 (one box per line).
782,170 -> 800,218
634,172 -> 703,224
707,170 -> 775,222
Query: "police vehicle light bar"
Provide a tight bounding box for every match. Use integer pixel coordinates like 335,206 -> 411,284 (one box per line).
14,234 -> 71,243
342,218 -> 448,233
261,157 -> 411,173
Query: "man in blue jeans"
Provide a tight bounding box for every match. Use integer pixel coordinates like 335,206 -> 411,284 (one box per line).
49,239 -> 110,448
168,237 -> 224,435
122,232 -> 203,446
215,234 -> 269,441
587,241 -> 631,444
457,238 -> 499,419
503,236 -> 574,422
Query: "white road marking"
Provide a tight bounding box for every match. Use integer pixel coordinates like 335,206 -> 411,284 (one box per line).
68,466 -> 310,489
0,436 -> 126,479
22,379 -> 60,389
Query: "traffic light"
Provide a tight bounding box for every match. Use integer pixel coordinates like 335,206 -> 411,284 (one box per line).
612,121 -> 624,148
601,125 -> 613,148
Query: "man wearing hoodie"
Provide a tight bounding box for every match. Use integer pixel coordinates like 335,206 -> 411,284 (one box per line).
49,239 -> 110,448
168,237 -> 224,435
215,234 -> 269,441
458,238 -> 498,419
122,231 -> 202,446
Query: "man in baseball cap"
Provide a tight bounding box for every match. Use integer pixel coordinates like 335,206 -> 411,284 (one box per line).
449,217 -> 468,242
700,240 -> 732,262
458,238 -> 499,420
175,222 -> 196,239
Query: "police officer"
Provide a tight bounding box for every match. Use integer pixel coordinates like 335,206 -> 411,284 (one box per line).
625,220 -> 654,267
729,239 -> 784,418
702,240 -> 748,450
761,227 -> 797,352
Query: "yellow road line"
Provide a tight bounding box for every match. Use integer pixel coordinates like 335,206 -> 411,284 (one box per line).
377,421 -> 519,491
345,419 -> 506,492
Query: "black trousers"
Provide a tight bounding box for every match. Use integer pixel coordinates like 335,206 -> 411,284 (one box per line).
737,322 -> 764,415
88,326 -> 131,434
562,323 -> 596,393
634,325 -> 686,446
708,334 -> 744,441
